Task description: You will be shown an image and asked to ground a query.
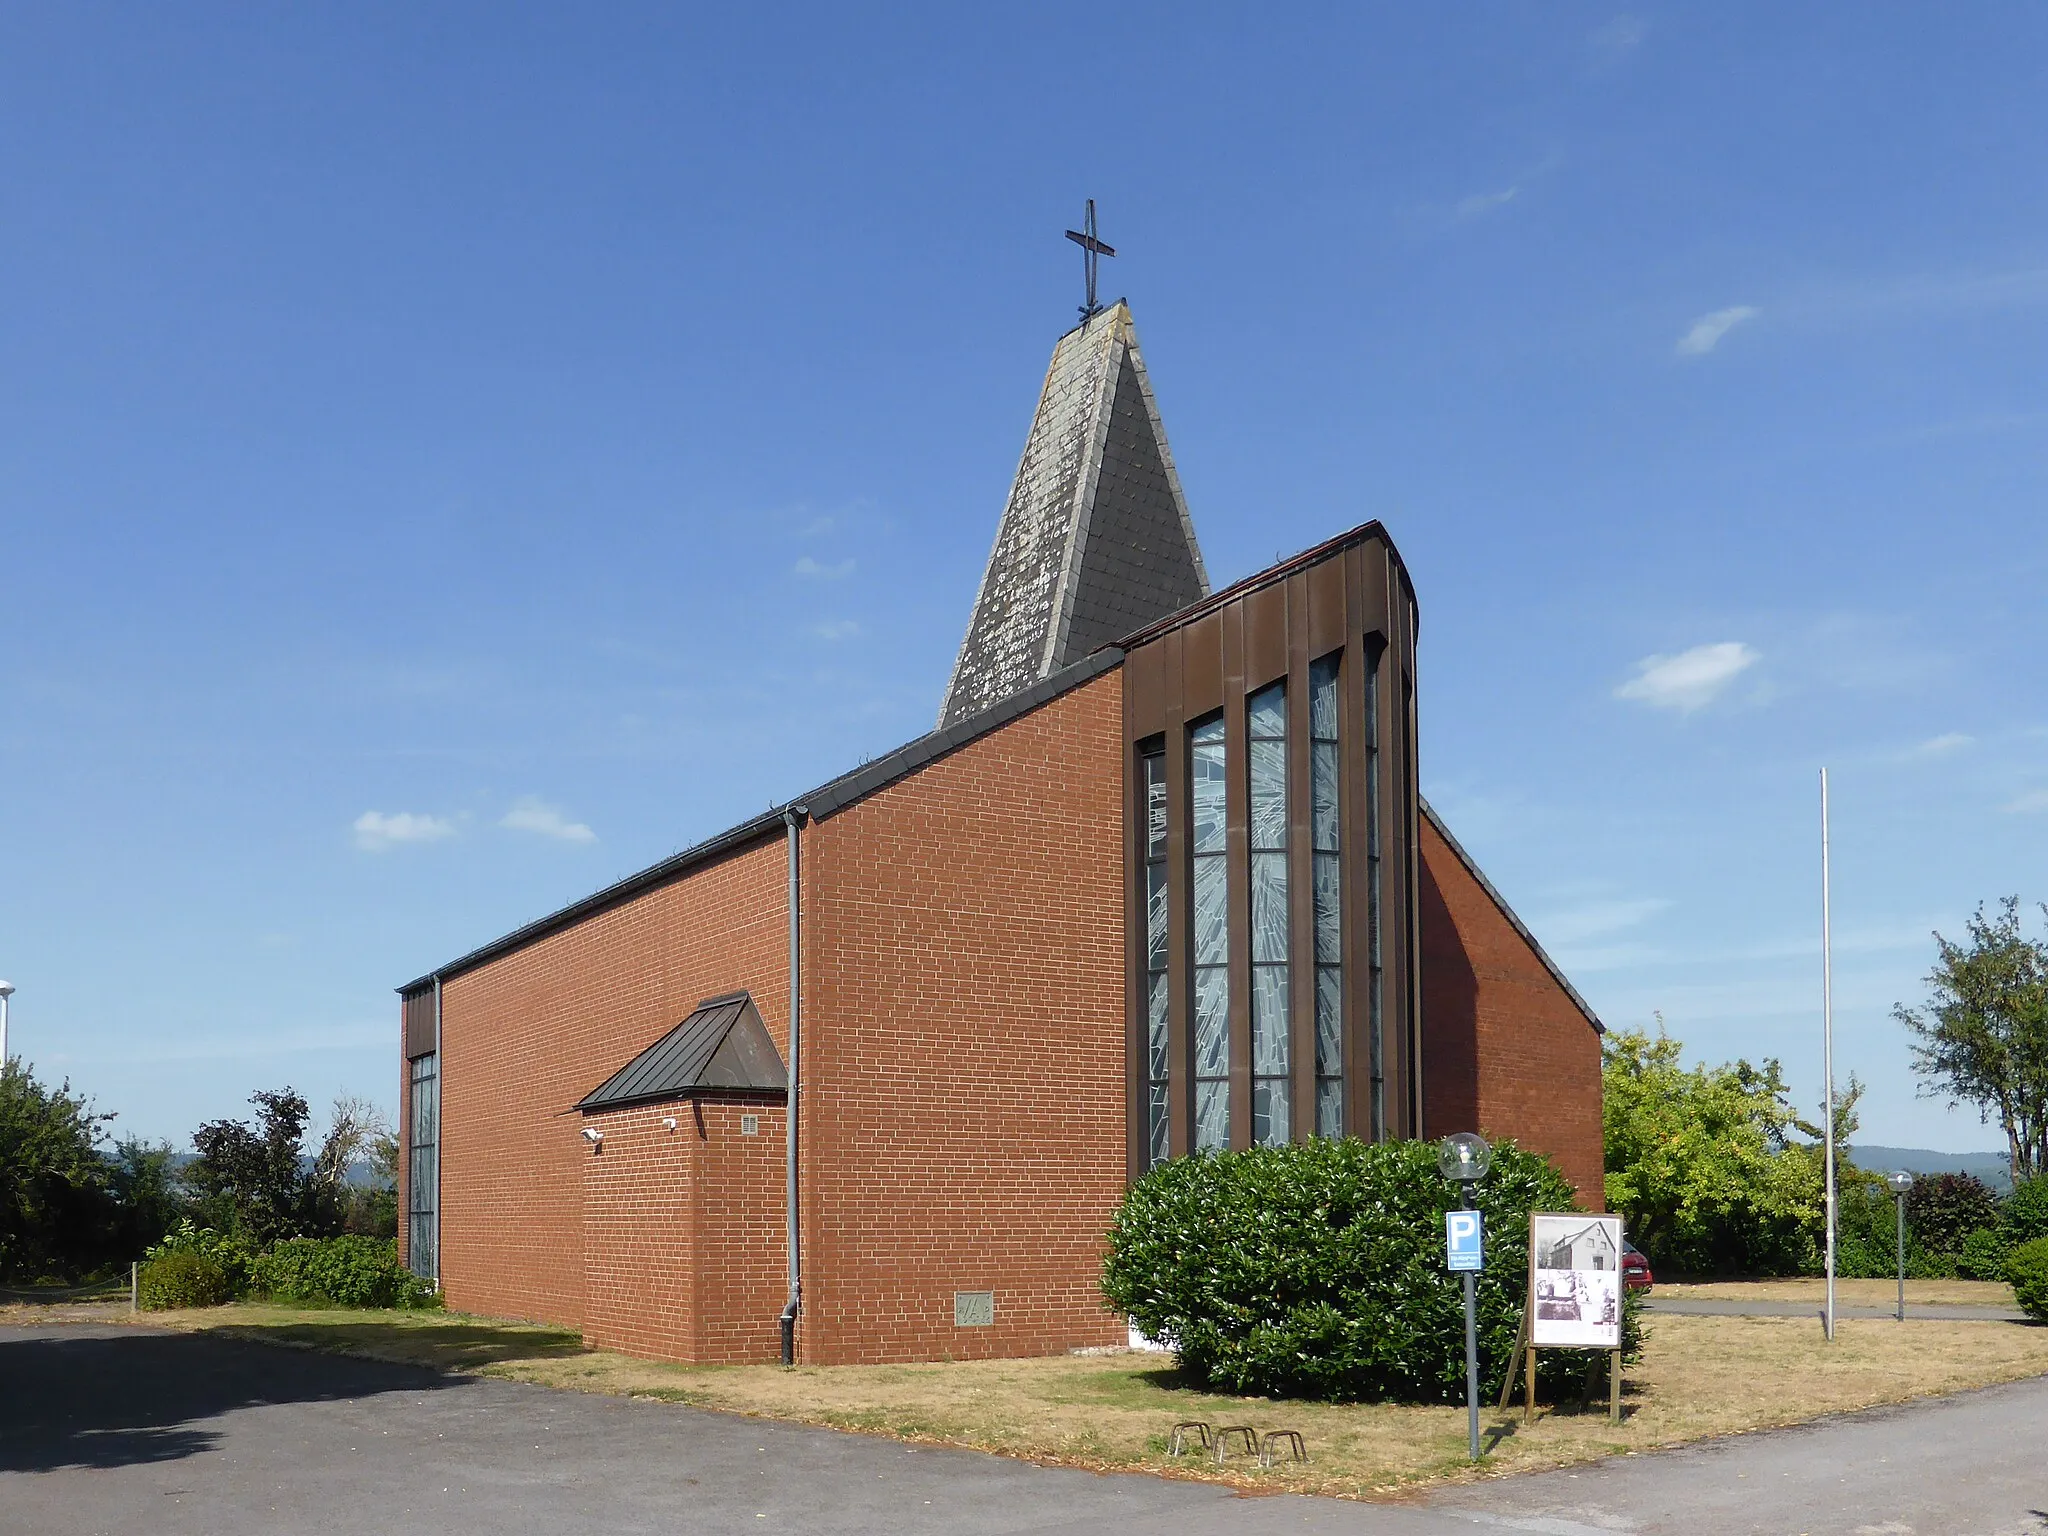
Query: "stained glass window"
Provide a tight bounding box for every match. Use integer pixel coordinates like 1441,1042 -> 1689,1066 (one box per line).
1309,654 -> 1344,1138
407,1052 -> 439,1281
1189,714 -> 1230,1151
1141,743 -> 1170,1167
1247,683 -> 1289,1147
1366,643 -> 1385,1140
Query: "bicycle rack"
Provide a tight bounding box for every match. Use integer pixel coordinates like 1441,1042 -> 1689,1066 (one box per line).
1259,1429 -> 1307,1467
1168,1421 -> 1213,1457
1213,1426 -> 1259,1463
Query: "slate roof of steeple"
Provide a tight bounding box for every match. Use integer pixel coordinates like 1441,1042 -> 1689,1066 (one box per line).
937,301 -> 1209,727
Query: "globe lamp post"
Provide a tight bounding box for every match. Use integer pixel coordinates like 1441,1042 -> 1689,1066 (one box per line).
1438,1132 -> 1492,1460
1887,1170 -> 1915,1322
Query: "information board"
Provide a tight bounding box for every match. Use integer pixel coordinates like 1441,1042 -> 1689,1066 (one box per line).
1528,1212 -> 1623,1348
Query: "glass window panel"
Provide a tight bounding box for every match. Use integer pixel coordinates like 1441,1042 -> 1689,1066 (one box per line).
1193,854 -> 1229,967
1148,1084 -> 1171,1167
1193,967 -> 1229,1076
1312,742 -> 1340,852
1313,852 -> 1342,963
1194,1080 -> 1229,1152
1248,739 -> 1287,849
1316,1079 -> 1344,1140
1251,966 -> 1289,1073
1191,743 -> 1227,854
1253,1082 -> 1291,1147
1247,682 -> 1286,740
1146,861 -> 1169,970
1249,851 -> 1288,962
1143,750 -> 1167,860
1191,714 -> 1225,746
1316,966 -> 1343,1076
1147,971 -> 1170,1079
1308,655 -> 1340,740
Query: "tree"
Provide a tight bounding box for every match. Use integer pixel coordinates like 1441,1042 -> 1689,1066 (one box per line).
186,1088 -> 315,1244
0,1061 -> 117,1283
308,1095 -> 396,1237
1894,898 -> 2048,1183
1602,1019 -> 1856,1276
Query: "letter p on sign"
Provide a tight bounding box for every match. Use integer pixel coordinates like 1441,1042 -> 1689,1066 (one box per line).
1446,1210 -> 1484,1272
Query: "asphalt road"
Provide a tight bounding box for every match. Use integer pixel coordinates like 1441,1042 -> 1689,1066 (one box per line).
3,1322 -> 2045,1535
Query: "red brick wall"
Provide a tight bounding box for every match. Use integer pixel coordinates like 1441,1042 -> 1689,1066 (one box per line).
798,669 -> 1129,1364
582,1096 -> 787,1363
435,836 -> 789,1330
1418,815 -> 1605,1204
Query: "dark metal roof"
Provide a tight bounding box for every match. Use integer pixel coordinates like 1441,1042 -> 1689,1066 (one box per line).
577,991 -> 787,1111
398,647 -> 1125,995
1419,797 -> 1604,1035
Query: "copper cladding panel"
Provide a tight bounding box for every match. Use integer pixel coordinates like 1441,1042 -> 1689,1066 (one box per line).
1120,525 -> 1422,1170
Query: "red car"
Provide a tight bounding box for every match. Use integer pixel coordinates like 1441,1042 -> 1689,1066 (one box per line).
1622,1241 -> 1655,1292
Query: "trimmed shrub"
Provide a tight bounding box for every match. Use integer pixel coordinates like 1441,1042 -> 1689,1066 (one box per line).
1102,1137 -> 1640,1403
251,1236 -> 438,1309
143,1219 -> 258,1297
137,1249 -> 231,1310
1957,1227 -> 2012,1282
2006,1236 -> 2048,1322
2003,1177 -> 2048,1249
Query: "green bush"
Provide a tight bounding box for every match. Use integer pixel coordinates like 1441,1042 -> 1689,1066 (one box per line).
2006,1236 -> 2048,1321
1102,1138 -> 1640,1403
250,1236 -> 439,1309
1957,1227 -> 2012,1282
1907,1173 -> 2001,1255
144,1219 -> 258,1298
2003,1177 -> 2048,1248
137,1249 -> 232,1310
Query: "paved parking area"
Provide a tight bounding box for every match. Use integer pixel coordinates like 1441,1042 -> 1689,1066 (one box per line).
4,1322 -> 2045,1535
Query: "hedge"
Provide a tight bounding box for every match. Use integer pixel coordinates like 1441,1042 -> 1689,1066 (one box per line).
250,1236 -> 440,1309
137,1249 -> 233,1310
2007,1236 -> 2048,1322
1102,1137 -> 1640,1403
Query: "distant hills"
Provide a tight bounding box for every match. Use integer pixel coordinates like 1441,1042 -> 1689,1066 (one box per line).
1847,1144 -> 2013,1192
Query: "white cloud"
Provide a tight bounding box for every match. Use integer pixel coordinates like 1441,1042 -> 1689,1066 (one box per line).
1676,305 -> 1760,357
793,556 -> 856,579
2004,789 -> 2048,815
1590,14 -> 1648,63
353,810 -> 456,852
811,620 -> 860,642
1456,187 -> 1519,219
500,797 -> 597,844
1913,732 -> 1974,758
1614,641 -> 1759,712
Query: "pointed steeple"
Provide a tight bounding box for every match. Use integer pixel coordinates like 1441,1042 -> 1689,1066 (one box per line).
939,302 -> 1209,727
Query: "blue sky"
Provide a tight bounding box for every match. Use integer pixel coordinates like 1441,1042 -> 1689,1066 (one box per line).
4,5 -> 2045,1153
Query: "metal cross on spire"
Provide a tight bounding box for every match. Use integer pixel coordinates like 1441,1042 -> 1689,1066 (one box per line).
1064,200 -> 1116,321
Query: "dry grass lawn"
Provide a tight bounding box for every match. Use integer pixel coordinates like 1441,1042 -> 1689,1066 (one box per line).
63,1300 -> 2047,1497
1657,1277 -> 2015,1308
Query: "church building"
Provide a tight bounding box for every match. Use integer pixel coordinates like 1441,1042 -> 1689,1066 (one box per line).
395,296 -> 1605,1367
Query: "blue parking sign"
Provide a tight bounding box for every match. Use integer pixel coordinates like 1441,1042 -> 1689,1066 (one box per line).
1446,1210 -> 1484,1272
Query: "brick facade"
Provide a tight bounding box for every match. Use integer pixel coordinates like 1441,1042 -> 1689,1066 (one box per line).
399,648 -> 1603,1367
1418,812 -> 1605,1203
434,836 -> 789,1332
800,669 -> 1127,1363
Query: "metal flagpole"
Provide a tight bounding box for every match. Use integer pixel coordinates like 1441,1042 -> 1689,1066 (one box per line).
1821,768 -> 1837,1343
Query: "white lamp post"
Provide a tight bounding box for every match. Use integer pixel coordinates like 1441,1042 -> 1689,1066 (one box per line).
1887,1170 -> 1916,1322
0,980 -> 13,1067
